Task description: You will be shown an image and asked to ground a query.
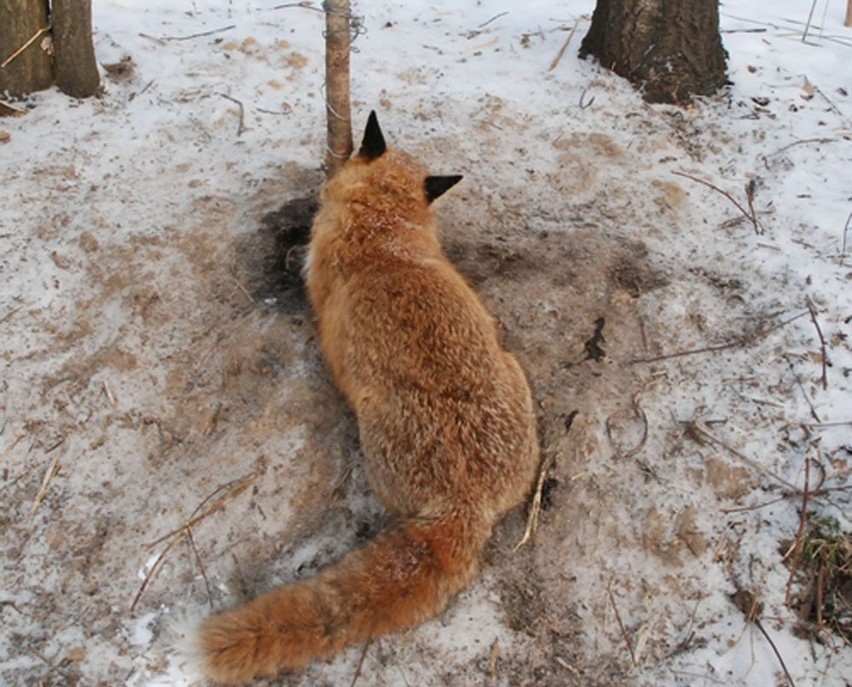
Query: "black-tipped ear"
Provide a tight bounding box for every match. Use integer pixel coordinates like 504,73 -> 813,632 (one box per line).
359,111 -> 386,160
425,175 -> 463,203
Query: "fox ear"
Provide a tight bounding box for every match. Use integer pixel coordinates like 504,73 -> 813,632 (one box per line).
424,175 -> 463,203
359,111 -> 386,160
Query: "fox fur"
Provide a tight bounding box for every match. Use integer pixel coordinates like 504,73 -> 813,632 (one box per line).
195,112 -> 539,685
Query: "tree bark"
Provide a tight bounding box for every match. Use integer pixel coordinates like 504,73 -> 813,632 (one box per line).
845,0 -> 852,28
580,0 -> 728,104
324,0 -> 352,177
0,0 -> 53,99
52,0 -> 100,98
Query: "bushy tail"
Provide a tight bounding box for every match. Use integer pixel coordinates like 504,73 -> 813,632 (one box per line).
196,510 -> 488,685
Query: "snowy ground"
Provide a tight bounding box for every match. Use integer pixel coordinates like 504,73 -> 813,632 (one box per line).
1,1 -> 850,686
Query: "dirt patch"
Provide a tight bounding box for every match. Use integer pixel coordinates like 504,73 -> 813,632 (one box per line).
236,195 -> 318,312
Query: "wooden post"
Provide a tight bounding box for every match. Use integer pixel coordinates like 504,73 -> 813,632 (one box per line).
324,0 -> 353,177
52,0 -> 100,98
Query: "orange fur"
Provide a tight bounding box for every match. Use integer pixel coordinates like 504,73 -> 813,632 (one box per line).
197,114 -> 539,685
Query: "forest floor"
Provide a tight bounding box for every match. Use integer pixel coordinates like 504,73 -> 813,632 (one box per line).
1,1 -> 850,686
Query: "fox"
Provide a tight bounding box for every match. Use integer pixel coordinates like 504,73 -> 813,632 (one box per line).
194,111 -> 540,684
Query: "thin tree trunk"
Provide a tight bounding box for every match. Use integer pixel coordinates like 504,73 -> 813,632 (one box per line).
580,0 -> 727,104
0,0 -> 53,99
324,0 -> 352,177
52,0 -> 100,98
845,0 -> 852,28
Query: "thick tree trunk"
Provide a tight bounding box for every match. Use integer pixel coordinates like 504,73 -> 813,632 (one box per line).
580,0 -> 728,104
52,0 -> 100,98
324,0 -> 352,177
0,0 -> 53,98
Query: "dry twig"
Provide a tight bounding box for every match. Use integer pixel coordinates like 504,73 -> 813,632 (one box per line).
802,0 -> 819,42
0,25 -> 50,69
841,211 -> 851,266
478,11 -> 509,29
805,419 -> 852,429
804,297 -> 828,390
630,310 -> 807,365
272,1 -> 320,10
684,418 -> 797,491
786,356 -> 821,424
146,471 -> 258,548
161,25 -> 235,41
514,451 -> 556,551
132,471 -> 259,611
764,137 -> 835,160
0,99 -> 26,117
673,170 -> 764,235
608,582 -> 637,668
187,527 -> 214,609
731,587 -> 798,687
348,639 -> 372,687
784,458 -> 814,608
217,93 -> 247,137
549,17 -> 583,71
30,440 -> 64,516
102,380 -> 117,407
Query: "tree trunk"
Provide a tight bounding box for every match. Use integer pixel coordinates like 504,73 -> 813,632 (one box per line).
324,0 -> 352,177
0,0 -> 53,98
580,0 -> 728,105
52,0 -> 100,98
845,0 -> 852,28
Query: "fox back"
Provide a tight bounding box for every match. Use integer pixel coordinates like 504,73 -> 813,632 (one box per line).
195,112 -> 539,685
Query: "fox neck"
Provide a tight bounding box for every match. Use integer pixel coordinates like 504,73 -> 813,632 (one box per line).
339,202 -> 441,266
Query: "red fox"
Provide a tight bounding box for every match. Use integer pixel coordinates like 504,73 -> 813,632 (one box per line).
195,112 -> 540,684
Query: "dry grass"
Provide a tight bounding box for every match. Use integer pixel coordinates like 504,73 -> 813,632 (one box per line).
789,516 -> 852,644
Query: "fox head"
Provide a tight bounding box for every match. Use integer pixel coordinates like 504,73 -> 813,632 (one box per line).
357,111 -> 463,204
320,112 -> 462,214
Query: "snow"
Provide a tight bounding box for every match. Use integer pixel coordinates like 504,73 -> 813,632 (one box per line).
1,0 -> 850,686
